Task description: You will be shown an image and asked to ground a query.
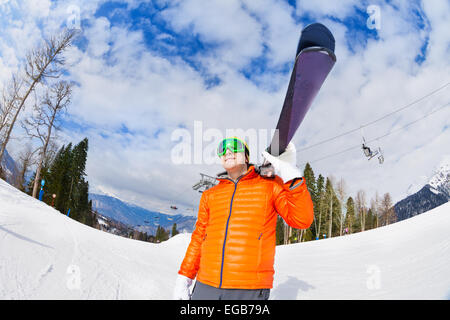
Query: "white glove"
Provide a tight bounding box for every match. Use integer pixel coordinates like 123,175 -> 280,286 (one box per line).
261,142 -> 301,183
173,274 -> 193,300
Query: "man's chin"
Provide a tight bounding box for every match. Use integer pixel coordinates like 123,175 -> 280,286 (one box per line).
223,164 -> 236,170
223,163 -> 246,171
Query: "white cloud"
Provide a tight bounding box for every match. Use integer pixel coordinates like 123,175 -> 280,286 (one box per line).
160,0 -> 264,69
296,0 -> 360,19
2,0 -> 449,215
85,17 -> 112,57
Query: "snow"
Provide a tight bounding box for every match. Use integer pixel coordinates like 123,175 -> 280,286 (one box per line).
405,174 -> 428,196
404,156 -> 450,199
97,218 -> 108,226
429,187 -> 440,195
0,178 -> 449,299
427,155 -> 450,197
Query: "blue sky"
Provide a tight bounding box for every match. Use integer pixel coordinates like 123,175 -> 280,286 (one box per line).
0,0 -> 449,214
71,0 -> 399,88
90,1 -> 380,81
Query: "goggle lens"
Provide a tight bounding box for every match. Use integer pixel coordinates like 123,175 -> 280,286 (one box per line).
217,138 -> 246,157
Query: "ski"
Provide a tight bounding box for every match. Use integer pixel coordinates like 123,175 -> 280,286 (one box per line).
260,23 -> 336,175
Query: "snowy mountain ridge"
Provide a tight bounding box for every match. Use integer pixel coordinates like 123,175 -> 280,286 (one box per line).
395,156 -> 449,221
428,159 -> 450,199
89,193 -> 196,235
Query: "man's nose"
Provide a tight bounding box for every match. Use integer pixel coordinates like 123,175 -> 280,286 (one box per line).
225,148 -> 233,155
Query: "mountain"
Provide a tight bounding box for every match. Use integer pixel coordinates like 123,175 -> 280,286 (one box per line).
395,159 -> 449,221
89,193 -> 197,235
428,161 -> 450,199
0,148 -> 19,185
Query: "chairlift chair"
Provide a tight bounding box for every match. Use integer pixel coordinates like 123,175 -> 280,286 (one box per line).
377,147 -> 384,164
362,142 -> 384,164
362,143 -> 379,160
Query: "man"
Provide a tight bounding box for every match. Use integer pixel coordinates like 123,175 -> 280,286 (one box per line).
173,137 -> 314,300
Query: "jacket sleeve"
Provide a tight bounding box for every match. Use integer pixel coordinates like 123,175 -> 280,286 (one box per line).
178,190 -> 209,279
272,176 -> 314,229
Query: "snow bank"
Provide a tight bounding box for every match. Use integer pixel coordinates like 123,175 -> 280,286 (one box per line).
0,178 -> 448,299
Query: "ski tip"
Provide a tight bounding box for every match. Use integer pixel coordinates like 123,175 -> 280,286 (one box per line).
296,23 -> 335,56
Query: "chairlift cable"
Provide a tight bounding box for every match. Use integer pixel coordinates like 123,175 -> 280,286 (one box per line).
297,82 -> 450,152
298,101 -> 450,166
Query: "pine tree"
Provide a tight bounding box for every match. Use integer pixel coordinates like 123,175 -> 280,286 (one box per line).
155,226 -> 162,242
302,228 -> 315,242
35,138 -> 92,226
46,143 -> 73,213
321,177 -> 340,238
301,163 -> 317,242
67,138 -> 90,224
344,197 -> 356,234
171,223 -> 179,237
156,225 -> 169,242
313,174 -> 325,239
276,216 -> 284,245
303,162 -> 317,205
365,208 -> 376,230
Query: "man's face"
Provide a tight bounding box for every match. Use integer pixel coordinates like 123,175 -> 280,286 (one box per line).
220,148 -> 247,171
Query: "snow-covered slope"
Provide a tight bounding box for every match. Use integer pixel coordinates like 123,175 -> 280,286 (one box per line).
0,179 -> 188,299
0,178 -> 449,299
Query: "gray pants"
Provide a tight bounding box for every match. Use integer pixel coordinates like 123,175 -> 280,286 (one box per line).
190,281 -> 270,300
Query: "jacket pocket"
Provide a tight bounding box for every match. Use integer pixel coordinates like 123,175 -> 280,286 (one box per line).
201,233 -> 207,252
256,232 -> 263,268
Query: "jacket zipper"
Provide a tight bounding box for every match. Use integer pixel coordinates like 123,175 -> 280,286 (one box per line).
256,232 -> 263,272
218,171 -> 251,288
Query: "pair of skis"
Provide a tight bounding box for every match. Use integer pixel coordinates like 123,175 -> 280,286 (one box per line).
260,23 -> 336,176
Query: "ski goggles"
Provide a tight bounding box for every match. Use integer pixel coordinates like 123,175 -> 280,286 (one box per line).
217,137 -> 249,157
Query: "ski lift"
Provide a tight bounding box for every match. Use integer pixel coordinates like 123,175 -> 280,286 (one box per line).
170,205 -> 178,210
362,142 -> 378,159
361,128 -> 384,164
362,142 -> 384,164
193,173 -> 218,193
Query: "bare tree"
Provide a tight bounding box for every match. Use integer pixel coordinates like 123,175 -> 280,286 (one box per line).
0,74 -> 23,179
0,29 -> 77,171
380,193 -> 395,226
42,139 -> 60,168
14,144 -> 38,191
370,191 -> 381,228
355,190 -> 367,232
327,175 -> 336,238
328,188 -> 333,238
336,178 -> 347,236
23,81 -> 72,198
316,193 -> 324,239
0,74 -> 23,138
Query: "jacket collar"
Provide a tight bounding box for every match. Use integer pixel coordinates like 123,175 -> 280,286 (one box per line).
216,164 -> 259,183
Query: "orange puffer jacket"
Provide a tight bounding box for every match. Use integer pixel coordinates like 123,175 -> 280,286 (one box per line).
178,165 -> 314,289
